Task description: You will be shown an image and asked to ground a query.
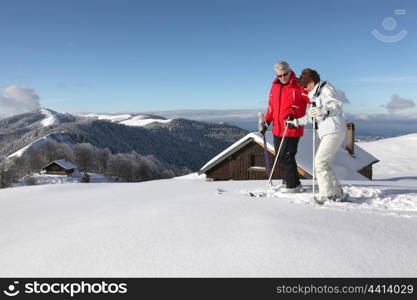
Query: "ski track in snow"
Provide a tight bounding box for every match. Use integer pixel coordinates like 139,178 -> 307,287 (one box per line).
236,183 -> 417,218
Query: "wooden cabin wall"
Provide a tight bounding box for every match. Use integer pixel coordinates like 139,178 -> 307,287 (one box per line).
45,171 -> 68,175
206,142 -> 282,181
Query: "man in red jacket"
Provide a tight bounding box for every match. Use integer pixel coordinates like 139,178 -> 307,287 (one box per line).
259,61 -> 309,192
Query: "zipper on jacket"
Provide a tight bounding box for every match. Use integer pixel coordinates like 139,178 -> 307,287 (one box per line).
278,85 -> 282,135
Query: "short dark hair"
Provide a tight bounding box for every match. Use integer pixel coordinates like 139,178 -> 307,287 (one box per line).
299,68 -> 320,88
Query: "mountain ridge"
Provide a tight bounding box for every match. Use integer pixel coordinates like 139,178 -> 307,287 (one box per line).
0,108 -> 248,173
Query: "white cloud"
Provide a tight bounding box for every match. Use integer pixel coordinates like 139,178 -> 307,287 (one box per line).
345,111 -> 417,121
385,94 -> 415,113
347,76 -> 417,84
0,85 -> 41,117
336,89 -> 350,103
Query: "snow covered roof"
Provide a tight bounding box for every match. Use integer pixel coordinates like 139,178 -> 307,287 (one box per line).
199,130 -> 379,180
358,133 -> 417,180
42,160 -> 77,171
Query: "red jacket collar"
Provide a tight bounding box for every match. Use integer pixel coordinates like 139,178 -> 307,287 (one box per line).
273,70 -> 298,86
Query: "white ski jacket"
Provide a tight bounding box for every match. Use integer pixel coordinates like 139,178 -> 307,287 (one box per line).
297,81 -> 346,139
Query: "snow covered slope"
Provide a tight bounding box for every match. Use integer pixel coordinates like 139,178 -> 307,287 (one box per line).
81,113 -> 172,127
1,178 -> 416,277
7,133 -> 73,159
358,133 -> 417,180
40,108 -> 58,127
120,115 -> 172,127
7,135 -> 51,158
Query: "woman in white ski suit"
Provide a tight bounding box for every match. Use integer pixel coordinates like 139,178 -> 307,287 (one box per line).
286,68 -> 346,202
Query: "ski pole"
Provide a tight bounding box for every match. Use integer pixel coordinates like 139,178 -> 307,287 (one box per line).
258,112 -> 271,178
267,124 -> 288,187
312,102 -> 317,201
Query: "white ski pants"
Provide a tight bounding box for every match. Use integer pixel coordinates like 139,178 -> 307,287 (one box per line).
315,131 -> 345,197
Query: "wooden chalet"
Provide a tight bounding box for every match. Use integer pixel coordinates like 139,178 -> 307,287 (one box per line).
41,159 -> 77,175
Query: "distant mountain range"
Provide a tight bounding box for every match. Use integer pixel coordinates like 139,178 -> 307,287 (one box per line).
140,109 -> 417,139
0,108 -> 248,173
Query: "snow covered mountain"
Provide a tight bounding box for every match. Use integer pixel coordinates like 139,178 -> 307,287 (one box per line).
80,112 -> 172,127
0,108 -> 79,158
0,108 -> 248,173
0,107 -> 76,131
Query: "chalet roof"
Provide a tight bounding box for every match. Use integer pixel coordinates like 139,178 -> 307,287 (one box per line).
199,130 -> 379,180
42,159 -> 77,171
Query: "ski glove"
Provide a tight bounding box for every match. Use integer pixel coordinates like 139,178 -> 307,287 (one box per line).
285,118 -> 299,128
308,106 -> 328,118
258,121 -> 269,135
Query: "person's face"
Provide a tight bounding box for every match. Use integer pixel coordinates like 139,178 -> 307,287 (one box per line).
305,81 -> 316,92
275,68 -> 291,84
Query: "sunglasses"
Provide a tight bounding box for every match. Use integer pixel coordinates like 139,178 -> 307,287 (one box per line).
277,72 -> 289,78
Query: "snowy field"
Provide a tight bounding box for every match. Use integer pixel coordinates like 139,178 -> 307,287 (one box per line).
1,133 -> 417,277
1,177 -> 417,277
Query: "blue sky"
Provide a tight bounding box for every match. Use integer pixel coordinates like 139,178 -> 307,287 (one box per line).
0,0 -> 416,115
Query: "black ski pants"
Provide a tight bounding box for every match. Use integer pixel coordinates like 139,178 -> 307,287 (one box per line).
273,135 -> 301,189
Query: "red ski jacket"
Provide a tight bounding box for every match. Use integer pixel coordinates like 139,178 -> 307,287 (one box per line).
265,71 -> 310,137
